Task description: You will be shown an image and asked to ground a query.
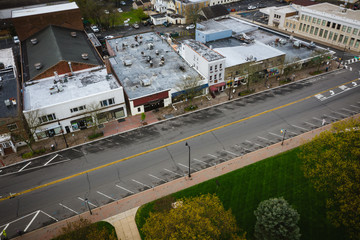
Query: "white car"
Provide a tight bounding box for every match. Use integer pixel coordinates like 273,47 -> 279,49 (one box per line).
186,24 -> 195,30
121,1 -> 126,5
104,35 -> 114,39
91,25 -> 99,33
133,24 -> 139,29
104,10 -> 110,14
248,5 -> 257,10
13,36 -> 20,44
117,8 -> 123,12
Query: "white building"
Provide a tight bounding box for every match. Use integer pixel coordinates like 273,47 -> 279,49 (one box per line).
180,39 -> 226,91
23,68 -> 127,140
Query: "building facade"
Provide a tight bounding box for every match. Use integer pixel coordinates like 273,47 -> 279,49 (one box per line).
268,3 -> 360,53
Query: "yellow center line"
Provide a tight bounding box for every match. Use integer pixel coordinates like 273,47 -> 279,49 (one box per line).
0,78 -> 357,202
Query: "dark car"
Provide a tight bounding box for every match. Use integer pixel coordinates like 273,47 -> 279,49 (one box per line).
163,21 -> 172,27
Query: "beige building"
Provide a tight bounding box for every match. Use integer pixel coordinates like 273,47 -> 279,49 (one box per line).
268,3 -> 360,53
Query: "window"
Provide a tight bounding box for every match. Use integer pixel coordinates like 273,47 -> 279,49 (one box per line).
286,22 -> 289,27
332,22 -> 336,29
70,105 -> 86,113
342,25 -> 347,32
302,24 -> 306,31
314,27 -> 319,36
353,29 -> 359,35
349,38 -> 355,46
289,23 -> 292,28
138,107 -> 141,112
328,31 -> 333,40
347,27 -> 352,33
219,73 -> 222,79
209,75 -> 212,80
210,66 -> 213,71
305,15 -> 308,21
355,39 -> 360,48
344,36 -> 349,44
219,64 -> 222,69
324,30 -> 328,38
327,21 -> 331,27
299,23 -> 303,30
319,29 -> 324,37
336,24 -> 341,30
215,65 -> 217,70
301,15 -> 304,20
333,33 -> 338,41
310,26 -> 314,34
312,17 -> 316,23
339,34 -> 344,43
100,98 -> 115,107
308,16 -> 311,22
293,24 -> 296,29
306,25 -> 310,32
38,113 -> 56,123
322,20 -> 326,26
214,74 -> 217,79
7,123 -> 18,131
317,19 -> 321,25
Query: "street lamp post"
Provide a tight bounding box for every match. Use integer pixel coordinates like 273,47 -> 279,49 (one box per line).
281,129 -> 287,145
58,120 -> 69,148
85,198 -> 92,215
185,142 -> 191,178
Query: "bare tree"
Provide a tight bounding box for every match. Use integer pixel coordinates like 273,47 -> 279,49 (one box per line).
186,4 -> 201,24
85,102 -> 103,135
175,76 -> 203,108
17,110 -> 42,153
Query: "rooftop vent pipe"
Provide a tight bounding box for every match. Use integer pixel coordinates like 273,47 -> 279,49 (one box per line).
34,63 -> 42,70
31,38 -> 38,45
82,53 -> 89,60
71,32 -> 77,37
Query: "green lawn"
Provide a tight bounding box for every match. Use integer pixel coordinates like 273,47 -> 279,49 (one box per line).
114,9 -> 148,25
136,148 -> 348,240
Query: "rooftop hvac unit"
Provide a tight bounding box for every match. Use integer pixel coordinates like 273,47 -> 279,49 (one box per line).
34,63 -> 42,70
124,60 -> 133,66
4,99 -> 11,107
141,78 -> 151,86
31,38 -> 38,45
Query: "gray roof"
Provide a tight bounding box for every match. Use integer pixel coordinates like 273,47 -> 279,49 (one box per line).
200,5 -> 229,20
0,69 -> 18,118
107,32 -> 201,100
24,25 -> 101,81
182,39 -> 225,62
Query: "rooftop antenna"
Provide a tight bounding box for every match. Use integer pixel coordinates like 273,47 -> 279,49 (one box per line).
68,62 -> 74,75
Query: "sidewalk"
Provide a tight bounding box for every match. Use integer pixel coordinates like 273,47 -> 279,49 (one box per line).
15,114 -> 359,240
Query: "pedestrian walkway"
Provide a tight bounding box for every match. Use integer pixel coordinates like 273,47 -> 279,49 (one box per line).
14,114 -> 359,240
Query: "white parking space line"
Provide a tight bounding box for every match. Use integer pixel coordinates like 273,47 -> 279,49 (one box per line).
268,132 -> 282,138
207,154 -> 218,158
44,154 -> 58,166
313,117 -> 322,122
178,163 -> 198,171
59,203 -> 79,215
342,108 -> 357,114
332,111 -> 348,117
235,144 -> 251,152
105,139 -> 112,142
149,174 -> 167,183
257,136 -> 270,142
40,210 -> 58,222
132,179 -> 151,188
245,140 -> 252,144
164,168 -> 183,177
96,191 -> 116,201
288,131 -> 297,135
115,184 -> 134,194
323,114 -> 338,120
24,210 -> 40,232
0,224 -> 9,236
253,142 -> 264,148
350,105 -> 360,109
18,162 -> 31,172
291,125 -> 308,131
223,150 -> 238,156
71,148 -> 82,153
78,197 -> 97,207
193,158 -> 207,165
304,121 -> 316,127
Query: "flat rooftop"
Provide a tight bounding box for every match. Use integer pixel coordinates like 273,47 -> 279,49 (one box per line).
107,32 -> 200,100
12,2 -> 78,18
197,18 -> 257,35
304,2 -> 360,22
0,48 -> 18,118
182,39 -> 225,62
23,68 -> 120,111
208,38 -> 285,67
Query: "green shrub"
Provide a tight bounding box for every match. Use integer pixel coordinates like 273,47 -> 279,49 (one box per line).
88,132 -> 104,140
184,105 -> 198,111
22,148 -> 46,159
22,152 -> 33,159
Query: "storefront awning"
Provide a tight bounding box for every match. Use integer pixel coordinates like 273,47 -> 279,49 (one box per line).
209,82 -> 225,92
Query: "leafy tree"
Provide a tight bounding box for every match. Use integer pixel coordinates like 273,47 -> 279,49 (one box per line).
141,112 -> 146,123
142,194 -> 246,240
299,117 -> 360,239
254,197 -> 300,240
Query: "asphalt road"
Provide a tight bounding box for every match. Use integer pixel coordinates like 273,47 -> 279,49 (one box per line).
1,63 -> 360,237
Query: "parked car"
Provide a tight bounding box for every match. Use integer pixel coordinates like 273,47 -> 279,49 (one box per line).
13,36 -> 20,44
163,21 -> 172,27
117,8 -> 123,12
104,9 -> 109,14
90,25 -> 100,32
186,24 -> 195,30
248,5 -> 257,10
133,23 -> 139,29
104,35 -> 114,39
121,1 -> 126,5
